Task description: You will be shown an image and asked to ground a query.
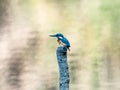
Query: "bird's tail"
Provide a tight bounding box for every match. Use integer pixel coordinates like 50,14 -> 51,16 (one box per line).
67,47 -> 70,51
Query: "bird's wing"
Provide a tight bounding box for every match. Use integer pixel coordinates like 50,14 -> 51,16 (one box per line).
58,37 -> 70,47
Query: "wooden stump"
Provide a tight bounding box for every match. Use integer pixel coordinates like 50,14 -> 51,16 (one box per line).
56,46 -> 70,90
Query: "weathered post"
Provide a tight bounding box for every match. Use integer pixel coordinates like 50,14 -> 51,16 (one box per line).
56,46 -> 70,90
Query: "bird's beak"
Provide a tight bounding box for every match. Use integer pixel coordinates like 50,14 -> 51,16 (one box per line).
49,34 -> 56,37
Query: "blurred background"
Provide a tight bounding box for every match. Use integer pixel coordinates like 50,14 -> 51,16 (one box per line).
0,0 -> 120,90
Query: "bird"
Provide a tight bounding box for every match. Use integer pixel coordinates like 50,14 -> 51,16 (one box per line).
50,33 -> 71,51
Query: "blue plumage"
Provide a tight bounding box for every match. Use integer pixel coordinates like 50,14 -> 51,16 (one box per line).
50,33 -> 71,51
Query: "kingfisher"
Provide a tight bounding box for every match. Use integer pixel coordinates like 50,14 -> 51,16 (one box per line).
50,33 -> 71,51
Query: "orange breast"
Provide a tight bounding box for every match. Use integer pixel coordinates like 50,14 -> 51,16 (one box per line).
57,40 -> 61,45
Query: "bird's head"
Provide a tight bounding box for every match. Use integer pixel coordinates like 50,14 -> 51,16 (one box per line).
50,33 -> 64,38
